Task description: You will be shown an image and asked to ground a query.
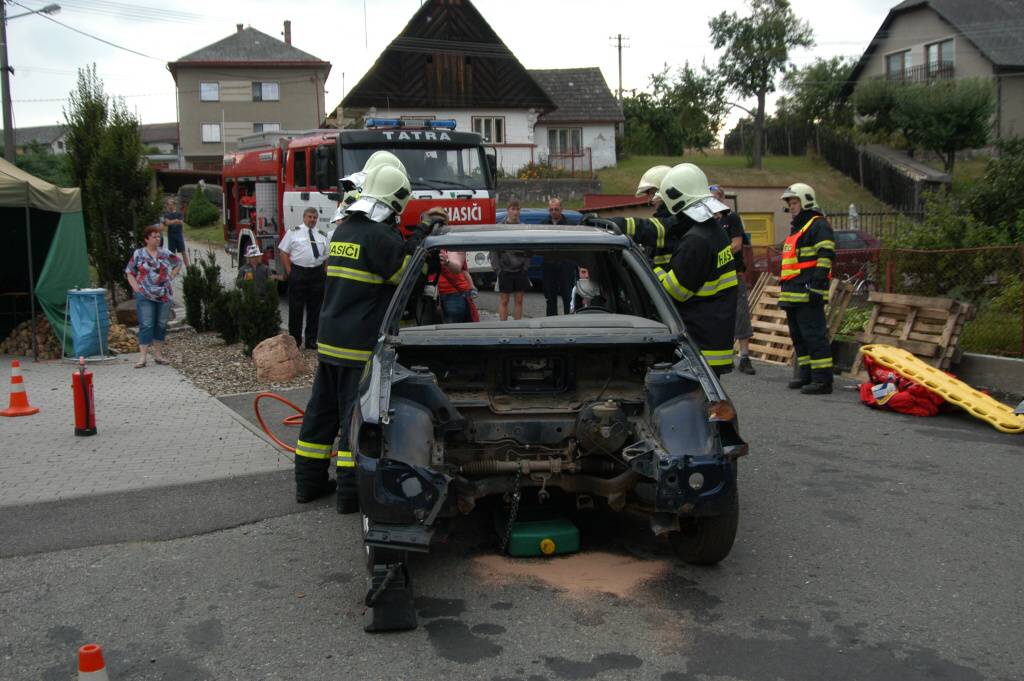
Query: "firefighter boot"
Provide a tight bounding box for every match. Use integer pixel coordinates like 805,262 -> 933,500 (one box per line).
295,457 -> 335,503
788,371 -> 811,389
800,381 -> 833,395
336,469 -> 359,514
738,357 -> 756,375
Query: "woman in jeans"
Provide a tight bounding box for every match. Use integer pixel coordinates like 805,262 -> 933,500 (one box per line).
437,250 -> 475,323
125,225 -> 182,368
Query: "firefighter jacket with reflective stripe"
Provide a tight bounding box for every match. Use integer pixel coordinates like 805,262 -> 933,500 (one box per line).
654,217 -> 739,370
779,210 -> 835,307
316,213 -> 424,366
611,210 -> 675,266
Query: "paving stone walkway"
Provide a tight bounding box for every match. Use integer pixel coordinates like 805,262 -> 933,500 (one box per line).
0,354 -> 289,507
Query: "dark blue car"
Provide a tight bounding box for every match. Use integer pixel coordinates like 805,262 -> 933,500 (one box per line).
469,208 -> 583,287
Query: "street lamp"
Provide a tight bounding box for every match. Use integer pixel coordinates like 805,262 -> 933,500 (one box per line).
2,3 -> 62,161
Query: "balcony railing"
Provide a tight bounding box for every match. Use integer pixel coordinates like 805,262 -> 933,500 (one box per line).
884,62 -> 954,83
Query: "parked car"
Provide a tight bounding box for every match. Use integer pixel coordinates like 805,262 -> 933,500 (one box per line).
355,222 -> 747,627
468,208 -> 583,287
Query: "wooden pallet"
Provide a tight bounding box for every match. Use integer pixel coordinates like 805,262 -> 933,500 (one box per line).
741,275 -> 856,366
846,291 -> 975,379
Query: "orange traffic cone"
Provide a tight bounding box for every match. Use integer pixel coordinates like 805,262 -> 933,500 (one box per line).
78,643 -> 110,680
0,360 -> 39,417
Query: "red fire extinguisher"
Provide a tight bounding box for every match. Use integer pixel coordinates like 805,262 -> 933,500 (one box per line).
73,356 -> 96,436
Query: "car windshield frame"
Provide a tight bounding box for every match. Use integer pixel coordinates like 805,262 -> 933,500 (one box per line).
341,144 -> 492,192
380,236 -> 685,339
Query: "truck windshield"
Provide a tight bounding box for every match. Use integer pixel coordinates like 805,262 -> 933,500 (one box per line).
342,145 -> 492,191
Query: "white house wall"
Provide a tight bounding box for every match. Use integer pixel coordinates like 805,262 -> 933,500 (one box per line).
533,123 -> 618,170
373,108 -> 538,173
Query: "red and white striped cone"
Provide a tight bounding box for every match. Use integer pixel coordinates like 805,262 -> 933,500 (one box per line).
0,360 -> 39,417
78,643 -> 110,680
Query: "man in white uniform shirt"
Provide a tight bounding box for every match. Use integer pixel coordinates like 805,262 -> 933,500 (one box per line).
278,207 -> 329,349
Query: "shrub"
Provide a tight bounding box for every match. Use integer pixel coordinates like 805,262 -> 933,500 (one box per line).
181,262 -> 206,331
199,251 -> 222,330
187,187 -> 220,227
515,161 -> 573,180
238,279 -> 281,356
209,288 -> 242,345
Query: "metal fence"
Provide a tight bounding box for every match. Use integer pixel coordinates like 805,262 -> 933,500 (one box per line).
745,244 -> 1024,357
547,148 -> 593,178
826,211 -> 923,241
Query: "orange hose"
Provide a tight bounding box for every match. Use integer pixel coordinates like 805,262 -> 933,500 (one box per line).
252,392 -> 337,458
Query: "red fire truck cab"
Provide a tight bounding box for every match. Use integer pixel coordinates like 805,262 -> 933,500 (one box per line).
222,120 -> 497,278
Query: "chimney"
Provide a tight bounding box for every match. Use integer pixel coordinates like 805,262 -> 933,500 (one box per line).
284,20 -> 292,45
236,23 -> 243,33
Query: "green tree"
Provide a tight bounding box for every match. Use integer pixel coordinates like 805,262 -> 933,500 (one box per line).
852,78 -> 901,139
84,102 -> 156,300
64,66 -> 156,300
895,79 -> 995,174
710,0 -> 813,169
622,63 -> 727,155
63,64 -> 108,246
966,138 -> 1024,240
781,56 -> 856,130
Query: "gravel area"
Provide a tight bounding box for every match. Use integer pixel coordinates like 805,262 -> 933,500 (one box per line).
161,328 -> 317,396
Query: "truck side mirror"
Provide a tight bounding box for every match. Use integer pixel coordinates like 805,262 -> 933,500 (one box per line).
485,147 -> 498,187
314,145 -> 331,192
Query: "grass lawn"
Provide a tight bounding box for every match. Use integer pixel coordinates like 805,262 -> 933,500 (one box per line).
921,156 -> 990,194
184,222 -> 225,247
595,153 -> 891,213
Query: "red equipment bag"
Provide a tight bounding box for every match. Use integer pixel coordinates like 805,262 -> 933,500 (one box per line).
858,354 -> 945,418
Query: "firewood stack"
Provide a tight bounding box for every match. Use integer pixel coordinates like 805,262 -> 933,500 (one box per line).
0,315 -> 139,358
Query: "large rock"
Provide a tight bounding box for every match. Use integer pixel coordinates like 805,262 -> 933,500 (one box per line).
115,299 -> 138,326
252,333 -> 304,382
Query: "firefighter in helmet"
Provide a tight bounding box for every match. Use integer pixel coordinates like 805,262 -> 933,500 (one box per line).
615,165 -> 675,267
779,183 -> 835,394
294,163 -> 444,511
329,151 -> 408,229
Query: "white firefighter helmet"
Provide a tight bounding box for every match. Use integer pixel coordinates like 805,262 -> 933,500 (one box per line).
780,183 -> 818,210
244,244 -> 262,258
635,165 -> 672,197
362,150 -> 407,176
659,163 -> 729,221
346,165 -> 412,221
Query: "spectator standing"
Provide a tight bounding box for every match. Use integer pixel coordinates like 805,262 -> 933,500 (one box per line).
540,197 -> 575,315
711,184 -> 756,375
278,207 -> 329,349
161,198 -> 189,267
490,199 -> 530,320
438,250 -> 474,323
125,225 -> 181,368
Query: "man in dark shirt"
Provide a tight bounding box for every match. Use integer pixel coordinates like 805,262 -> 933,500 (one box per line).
161,197 -> 189,266
539,198 -> 575,315
711,185 -> 755,375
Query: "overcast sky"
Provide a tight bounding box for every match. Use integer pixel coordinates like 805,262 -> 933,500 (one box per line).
4,0 -> 896,133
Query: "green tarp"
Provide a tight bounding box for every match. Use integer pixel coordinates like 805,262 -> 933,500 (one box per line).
35,212 -> 91,353
0,157 -> 89,356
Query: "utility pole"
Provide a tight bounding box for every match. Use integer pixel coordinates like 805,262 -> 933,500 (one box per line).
1,3 -> 61,162
1,1 -> 16,161
609,33 -> 629,101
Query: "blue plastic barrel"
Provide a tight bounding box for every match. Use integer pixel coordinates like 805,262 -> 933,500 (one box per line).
67,288 -> 110,358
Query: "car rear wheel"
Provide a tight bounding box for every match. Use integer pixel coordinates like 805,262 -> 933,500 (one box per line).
669,491 -> 739,566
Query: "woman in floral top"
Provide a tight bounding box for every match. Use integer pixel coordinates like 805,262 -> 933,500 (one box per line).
125,225 -> 182,368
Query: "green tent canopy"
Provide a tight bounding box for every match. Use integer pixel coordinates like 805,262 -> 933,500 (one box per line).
0,157 -> 89,358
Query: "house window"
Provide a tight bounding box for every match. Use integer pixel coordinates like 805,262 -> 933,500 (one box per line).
926,39 -> 954,75
548,127 -> 582,155
253,123 -> 281,133
201,123 -> 221,143
200,82 -> 219,102
252,81 -> 280,101
292,149 -> 308,187
472,116 -> 505,144
885,50 -> 910,79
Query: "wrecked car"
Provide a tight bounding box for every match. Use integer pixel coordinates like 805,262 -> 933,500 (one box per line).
353,223 -> 748,630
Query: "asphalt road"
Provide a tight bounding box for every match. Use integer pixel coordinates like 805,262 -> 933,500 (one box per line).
3,363 -> 1022,680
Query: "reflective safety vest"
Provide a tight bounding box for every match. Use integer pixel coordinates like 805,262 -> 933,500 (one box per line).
781,217 -> 820,280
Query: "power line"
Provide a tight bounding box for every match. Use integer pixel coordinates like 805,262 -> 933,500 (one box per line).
9,0 -> 165,61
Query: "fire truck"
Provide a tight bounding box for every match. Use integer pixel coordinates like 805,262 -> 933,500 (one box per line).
221,119 -> 497,277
